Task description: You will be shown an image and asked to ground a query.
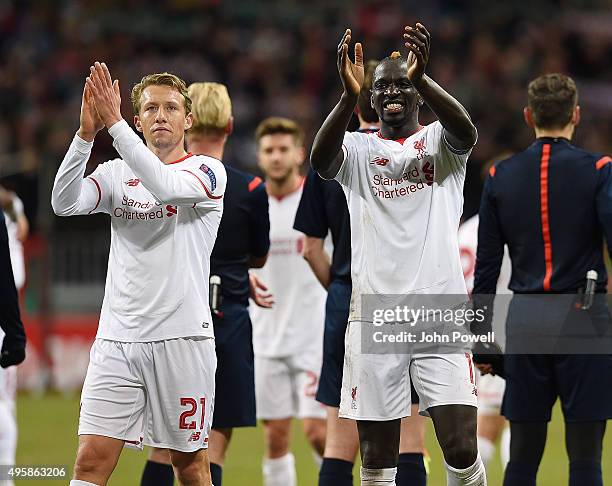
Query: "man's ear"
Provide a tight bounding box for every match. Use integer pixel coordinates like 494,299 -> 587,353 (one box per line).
226,116 -> 234,135
523,107 -> 535,128
572,105 -> 580,127
184,113 -> 193,131
297,146 -> 306,165
134,115 -> 143,133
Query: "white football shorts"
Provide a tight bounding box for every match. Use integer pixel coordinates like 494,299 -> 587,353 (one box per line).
255,353 -> 326,420
476,373 -> 505,415
339,321 -> 478,420
79,337 -> 216,452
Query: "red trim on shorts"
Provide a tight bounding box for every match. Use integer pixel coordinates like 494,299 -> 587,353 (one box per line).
87,177 -> 102,214
465,353 -> 474,384
595,156 -> 611,170
125,437 -> 143,445
539,144 -> 553,291
181,169 -> 223,200
167,153 -> 194,165
248,176 -> 263,192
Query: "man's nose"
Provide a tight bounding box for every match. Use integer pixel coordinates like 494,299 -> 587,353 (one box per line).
155,107 -> 167,122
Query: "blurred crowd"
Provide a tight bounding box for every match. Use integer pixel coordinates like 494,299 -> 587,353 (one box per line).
2,0 -> 612,226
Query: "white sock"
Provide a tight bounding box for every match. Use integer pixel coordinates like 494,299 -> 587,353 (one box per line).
70,481 -> 99,486
500,427 -> 510,470
446,454 -> 487,486
0,402 -> 17,464
360,467 -> 397,485
477,437 -> 495,467
263,453 -> 296,486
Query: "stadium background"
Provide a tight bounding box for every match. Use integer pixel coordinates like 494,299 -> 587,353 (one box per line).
1,0 -> 611,484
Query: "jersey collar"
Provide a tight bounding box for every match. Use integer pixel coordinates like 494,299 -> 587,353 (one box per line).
167,152 -> 194,165
376,125 -> 424,145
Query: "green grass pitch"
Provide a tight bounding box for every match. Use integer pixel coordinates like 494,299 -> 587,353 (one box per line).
15,393 -> 611,485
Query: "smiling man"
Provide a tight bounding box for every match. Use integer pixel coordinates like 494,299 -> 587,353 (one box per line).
52,64 -> 226,486
311,25 -> 483,486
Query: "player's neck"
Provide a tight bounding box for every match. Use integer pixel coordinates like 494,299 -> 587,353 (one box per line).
534,125 -> 574,141
266,172 -> 302,199
147,142 -> 189,165
380,118 -> 421,140
187,139 -> 225,161
358,117 -> 380,131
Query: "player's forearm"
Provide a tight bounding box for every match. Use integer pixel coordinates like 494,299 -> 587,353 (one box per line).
311,93 -> 358,178
310,258 -> 331,289
302,239 -> 331,289
108,120 -> 209,205
51,134 -> 97,216
414,75 -> 477,148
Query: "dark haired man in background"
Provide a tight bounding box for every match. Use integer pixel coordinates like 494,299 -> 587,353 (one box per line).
474,73 -> 612,486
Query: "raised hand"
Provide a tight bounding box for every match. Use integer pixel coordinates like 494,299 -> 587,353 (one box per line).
78,83 -> 104,142
403,23 -> 430,85
337,29 -> 364,97
85,61 -> 122,129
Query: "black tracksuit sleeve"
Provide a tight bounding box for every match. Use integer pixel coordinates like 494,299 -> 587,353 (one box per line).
596,161 -> 612,259
248,182 -> 271,258
0,212 -> 26,356
474,173 -> 505,294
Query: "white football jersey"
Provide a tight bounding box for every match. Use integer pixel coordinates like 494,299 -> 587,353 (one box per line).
336,121 -> 470,321
52,120 -> 226,342
250,184 -> 326,358
458,214 -> 511,294
3,196 -> 26,290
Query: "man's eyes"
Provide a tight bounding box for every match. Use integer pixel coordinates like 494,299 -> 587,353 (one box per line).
375,82 -> 413,90
144,105 -> 178,111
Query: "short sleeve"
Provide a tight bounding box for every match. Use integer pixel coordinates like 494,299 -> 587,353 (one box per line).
428,121 -> 472,178
294,169 -> 328,238
335,131 -> 367,190
248,179 -> 270,258
595,156 -> 612,258
11,196 -> 24,217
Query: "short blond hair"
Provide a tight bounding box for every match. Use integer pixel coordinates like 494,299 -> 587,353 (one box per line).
188,82 -> 232,135
255,117 -> 304,147
131,72 -> 191,115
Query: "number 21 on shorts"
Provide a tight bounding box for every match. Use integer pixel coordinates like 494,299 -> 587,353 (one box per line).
179,397 -> 206,430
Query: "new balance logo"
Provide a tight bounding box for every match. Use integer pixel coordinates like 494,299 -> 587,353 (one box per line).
188,432 -> 201,442
370,157 -> 389,166
125,178 -> 141,187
